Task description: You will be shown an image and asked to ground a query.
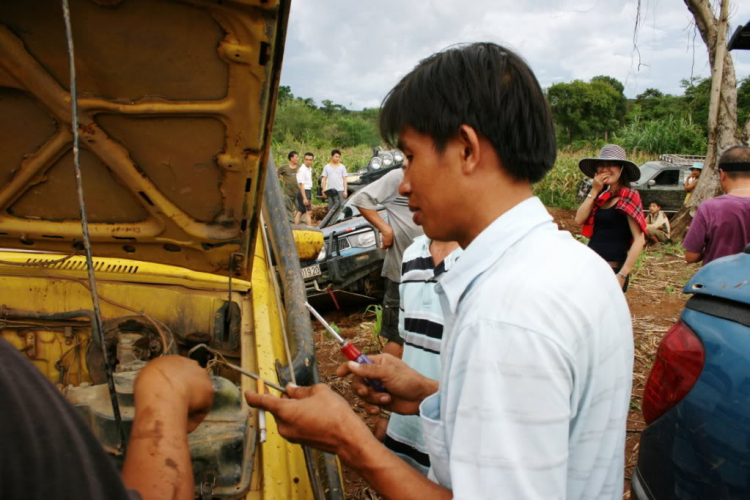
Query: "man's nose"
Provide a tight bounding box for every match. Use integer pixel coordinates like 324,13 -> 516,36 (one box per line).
398,178 -> 411,197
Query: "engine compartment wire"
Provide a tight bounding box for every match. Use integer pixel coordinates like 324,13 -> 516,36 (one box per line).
62,0 -> 124,450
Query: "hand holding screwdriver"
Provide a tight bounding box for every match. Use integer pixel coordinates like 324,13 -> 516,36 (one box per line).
305,302 -> 387,393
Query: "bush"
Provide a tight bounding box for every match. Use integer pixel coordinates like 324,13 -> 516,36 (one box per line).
617,116 -> 706,155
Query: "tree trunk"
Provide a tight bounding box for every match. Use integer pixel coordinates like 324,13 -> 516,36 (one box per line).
743,117 -> 750,145
670,0 -> 739,241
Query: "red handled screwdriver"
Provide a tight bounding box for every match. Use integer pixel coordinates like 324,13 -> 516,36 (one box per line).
305,302 -> 387,393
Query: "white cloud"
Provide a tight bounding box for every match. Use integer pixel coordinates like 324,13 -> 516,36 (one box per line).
280,0 -> 750,110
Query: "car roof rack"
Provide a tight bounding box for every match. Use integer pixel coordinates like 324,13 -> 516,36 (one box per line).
659,154 -> 707,165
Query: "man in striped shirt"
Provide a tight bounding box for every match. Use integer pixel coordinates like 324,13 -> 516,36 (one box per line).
383,236 -> 461,474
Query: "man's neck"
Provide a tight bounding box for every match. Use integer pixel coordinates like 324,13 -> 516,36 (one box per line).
429,240 -> 460,266
724,180 -> 750,197
458,183 -> 534,249
289,162 -> 298,169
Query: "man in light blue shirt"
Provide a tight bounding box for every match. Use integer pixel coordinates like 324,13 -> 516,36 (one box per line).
247,42 -> 633,500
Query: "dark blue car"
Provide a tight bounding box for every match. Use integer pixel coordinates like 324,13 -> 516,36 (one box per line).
632,245 -> 750,500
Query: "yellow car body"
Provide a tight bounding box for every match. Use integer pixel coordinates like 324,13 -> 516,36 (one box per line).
0,1 -> 336,498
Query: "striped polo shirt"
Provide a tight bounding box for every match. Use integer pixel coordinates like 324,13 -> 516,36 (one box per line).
384,235 -> 462,474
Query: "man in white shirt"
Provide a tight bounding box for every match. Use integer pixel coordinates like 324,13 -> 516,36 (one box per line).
321,149 -> 347,214
295,152 -> 314,226
247,43 -> 633,500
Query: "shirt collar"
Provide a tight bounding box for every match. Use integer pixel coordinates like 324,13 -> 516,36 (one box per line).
436,197 -> 553,314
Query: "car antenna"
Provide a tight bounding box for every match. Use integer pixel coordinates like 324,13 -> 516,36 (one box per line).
62,0 -> 125,451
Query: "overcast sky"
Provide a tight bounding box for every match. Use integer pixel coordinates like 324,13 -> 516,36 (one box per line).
279,0 -> 750,110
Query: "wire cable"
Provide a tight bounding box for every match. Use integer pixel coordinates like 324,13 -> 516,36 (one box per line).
61,0 -> 125,450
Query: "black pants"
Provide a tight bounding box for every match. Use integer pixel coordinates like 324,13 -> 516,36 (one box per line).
325,189 -> 343,214
380,279 -> 403,345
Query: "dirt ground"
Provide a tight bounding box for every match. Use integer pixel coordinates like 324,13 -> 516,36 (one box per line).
312,207 -> 699,499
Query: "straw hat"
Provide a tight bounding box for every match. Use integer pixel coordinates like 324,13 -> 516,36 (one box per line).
578,145 -> 641,183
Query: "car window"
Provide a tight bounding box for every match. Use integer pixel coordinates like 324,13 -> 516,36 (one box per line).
653,169 -> 680,186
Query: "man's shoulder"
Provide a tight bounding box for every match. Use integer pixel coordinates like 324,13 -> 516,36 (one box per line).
403,235 -> 430,260
476,226 -> 617,305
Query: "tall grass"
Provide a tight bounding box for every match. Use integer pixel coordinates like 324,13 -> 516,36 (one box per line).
617,117 -> 705,155
533,150 -> 656,209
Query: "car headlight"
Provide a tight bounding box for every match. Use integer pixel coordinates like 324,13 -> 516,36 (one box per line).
370,156 -> 383,169
348,231 -> 377,248
382,152 -> 394,166
316,246 -> 326,261
393,150 -> 404,163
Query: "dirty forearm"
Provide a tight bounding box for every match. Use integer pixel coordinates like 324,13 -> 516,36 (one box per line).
122,393 -> 194,500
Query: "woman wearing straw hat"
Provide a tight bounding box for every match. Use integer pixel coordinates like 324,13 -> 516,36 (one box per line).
575,145 -> 647,292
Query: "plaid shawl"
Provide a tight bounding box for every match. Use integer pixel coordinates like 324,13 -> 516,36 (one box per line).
581,187 -> 648,238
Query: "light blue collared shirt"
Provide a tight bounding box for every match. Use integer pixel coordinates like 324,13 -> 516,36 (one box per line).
420,197 -> 633,500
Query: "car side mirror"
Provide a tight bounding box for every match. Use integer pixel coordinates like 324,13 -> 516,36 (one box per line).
648,180 -> 656,187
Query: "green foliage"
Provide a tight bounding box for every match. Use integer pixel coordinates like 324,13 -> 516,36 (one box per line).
618,116 -> 705,155
738,76 -> 750,131
324,322 -> 342,341
272,90 -> 380,149
547,76 -> 626,145
364,304 -> 384,340
631,88 -> 686,122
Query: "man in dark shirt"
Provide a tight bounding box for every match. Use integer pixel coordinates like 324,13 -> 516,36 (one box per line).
277,151 -> 301,221
684,146 -> 750,265
0,338 -> 213,500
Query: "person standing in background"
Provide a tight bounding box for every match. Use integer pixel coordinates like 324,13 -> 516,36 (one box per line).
321,149 -> 348,214
684,162 -> 703,203
277,151 -> 300,221
295,152 -> 314,226
351,167 -> 424,358
575,145 -> 647,292
377,236 -> 461,473
684,146 -> 750,265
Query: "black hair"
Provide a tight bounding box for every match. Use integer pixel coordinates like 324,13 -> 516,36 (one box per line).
720,146 -> 750,180
650,200 -> 662,208
288,151 -> 298,160
331,149 -> 341,156
379,42 -> 556,183
304,152 -> 314,158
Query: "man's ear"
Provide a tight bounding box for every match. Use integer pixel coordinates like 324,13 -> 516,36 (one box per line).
456,125 -> 481,175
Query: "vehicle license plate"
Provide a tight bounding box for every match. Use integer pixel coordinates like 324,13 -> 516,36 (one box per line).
301,264 -> 322,279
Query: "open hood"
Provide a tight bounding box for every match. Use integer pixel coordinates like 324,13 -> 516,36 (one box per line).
0,0 -> 290,276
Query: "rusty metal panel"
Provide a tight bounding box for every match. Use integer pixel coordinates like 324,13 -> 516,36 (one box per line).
0,0 -> 288,277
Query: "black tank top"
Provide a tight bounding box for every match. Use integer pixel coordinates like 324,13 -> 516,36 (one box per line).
588,206 -> 631,263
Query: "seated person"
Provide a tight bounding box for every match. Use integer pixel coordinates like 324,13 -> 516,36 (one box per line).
645,201 -> 670,244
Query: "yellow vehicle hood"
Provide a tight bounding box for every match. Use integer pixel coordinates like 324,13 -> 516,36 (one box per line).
0,0 -> 289,277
